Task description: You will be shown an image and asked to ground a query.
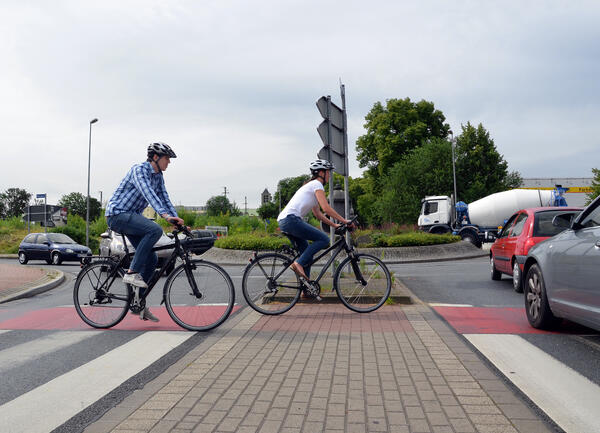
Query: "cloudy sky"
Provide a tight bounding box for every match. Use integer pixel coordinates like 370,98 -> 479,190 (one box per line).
2,1 -> 599,209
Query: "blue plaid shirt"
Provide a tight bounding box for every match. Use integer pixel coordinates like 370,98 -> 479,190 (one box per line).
105,162 -> 178,218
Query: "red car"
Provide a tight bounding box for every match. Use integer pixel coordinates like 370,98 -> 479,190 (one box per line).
490,206 -> 582,292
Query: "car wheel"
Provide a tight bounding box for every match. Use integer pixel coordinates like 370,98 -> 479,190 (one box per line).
490,256 -> 501,281
51,252 -> 63,265
525,264 -> 559,329
462,232 -> 482,248
512,261 -> 523,293
18,251 -> 28,265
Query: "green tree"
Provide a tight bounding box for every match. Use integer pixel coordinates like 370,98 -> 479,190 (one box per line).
273,174 -> 310,209
0,188 -> 32,218
356,98 -> 450,177
58,192 -> 102,220
586,168 -> 600,204
257,201 -> 279,220
454,122 -> 521,203
205,195 -> 239,216
375,138 -> 454,224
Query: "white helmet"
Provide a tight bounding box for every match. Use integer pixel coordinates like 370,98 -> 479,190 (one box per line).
309,159 -> 334,174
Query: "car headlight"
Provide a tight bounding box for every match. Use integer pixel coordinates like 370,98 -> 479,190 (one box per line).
65,248 -> 74,253
115,244 -> 124,251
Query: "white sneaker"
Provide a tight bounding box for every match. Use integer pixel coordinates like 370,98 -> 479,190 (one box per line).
123,272 -> 148,288
140,307 -> 159,322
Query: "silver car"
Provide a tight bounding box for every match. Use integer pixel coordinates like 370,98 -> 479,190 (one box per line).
99,228 -> 176,273
522,194 -> 600,331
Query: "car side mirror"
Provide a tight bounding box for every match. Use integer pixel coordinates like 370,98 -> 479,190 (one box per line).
552,214 -> 573,229
100,232 -> 110,239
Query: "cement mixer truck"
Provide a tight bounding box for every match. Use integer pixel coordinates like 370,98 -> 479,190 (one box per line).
418,188 -> 568,247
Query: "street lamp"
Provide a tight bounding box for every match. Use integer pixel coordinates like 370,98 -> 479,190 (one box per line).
86,118 -> 98,247
449,130 -> 458,225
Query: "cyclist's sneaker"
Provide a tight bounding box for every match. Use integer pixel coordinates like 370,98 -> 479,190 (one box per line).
140,307 -> 159,322
123,272 -> 148,288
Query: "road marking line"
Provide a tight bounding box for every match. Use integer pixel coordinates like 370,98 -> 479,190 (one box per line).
0,330 -> 10,335
429,303 -> 473,307
465,334 -> 600,433
0,331 -> 193,433
0,331 -> 99,373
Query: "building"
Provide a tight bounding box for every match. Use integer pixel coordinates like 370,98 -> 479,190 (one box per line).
261,188 -> 272,205
520,178 -> 593,207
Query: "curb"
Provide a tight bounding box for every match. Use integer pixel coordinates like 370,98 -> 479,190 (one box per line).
0,268 -> 66,304
198,240 -> 488,266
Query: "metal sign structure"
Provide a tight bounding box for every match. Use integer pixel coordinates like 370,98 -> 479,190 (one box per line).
24,205 -> 68,227
316,84 -> 352,244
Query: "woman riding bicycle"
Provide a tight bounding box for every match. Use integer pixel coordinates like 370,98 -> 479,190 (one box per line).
277,159 -> 353,281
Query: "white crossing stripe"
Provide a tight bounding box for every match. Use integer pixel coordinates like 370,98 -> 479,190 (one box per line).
465,334 -> 600,433
0,331 -> 193,433
0,330 -> 10,335
0,331 -> 99,373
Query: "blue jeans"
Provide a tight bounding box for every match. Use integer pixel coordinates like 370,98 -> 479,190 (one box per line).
278,215 -> 329,278
106,212 -> 163,283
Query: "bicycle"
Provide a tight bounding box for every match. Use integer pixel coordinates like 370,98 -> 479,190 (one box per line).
73,225 -> 235,331
241,217 -> 392,315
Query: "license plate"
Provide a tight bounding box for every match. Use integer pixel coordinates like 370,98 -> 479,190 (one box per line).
77,253 -> 89,257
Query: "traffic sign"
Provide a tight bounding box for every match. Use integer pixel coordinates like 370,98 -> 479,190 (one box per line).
318,147 -> 346,176
316,96 -> 344,129
317,121 -> 344,154
36,193 -> 46,199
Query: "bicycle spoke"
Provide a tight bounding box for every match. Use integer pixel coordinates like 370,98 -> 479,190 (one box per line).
242,253 -> 301,315
335,254 -> 391,313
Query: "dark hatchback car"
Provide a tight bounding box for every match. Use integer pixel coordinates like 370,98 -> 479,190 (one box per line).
18,233 -> 92,265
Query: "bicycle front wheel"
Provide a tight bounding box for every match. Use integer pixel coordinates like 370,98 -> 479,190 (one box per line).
73,261 -> 131,328
164,260 -> 235,331
334,253 -> 391,313
242,253 -> 301,315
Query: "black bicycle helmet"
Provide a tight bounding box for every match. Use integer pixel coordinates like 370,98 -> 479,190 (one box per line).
147,142 -> 177,159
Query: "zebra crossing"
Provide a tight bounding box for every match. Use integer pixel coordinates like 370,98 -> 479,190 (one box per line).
0,327 -> 193,433
433,304 -> 600,433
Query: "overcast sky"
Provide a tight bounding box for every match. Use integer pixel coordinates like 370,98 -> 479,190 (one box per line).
2,1 -> 599,209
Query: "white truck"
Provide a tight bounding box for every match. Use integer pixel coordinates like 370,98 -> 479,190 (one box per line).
418,188 -> 568,247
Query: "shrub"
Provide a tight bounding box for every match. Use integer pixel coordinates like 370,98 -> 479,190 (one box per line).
366,232 -> 460,247
215,233 -> 291,251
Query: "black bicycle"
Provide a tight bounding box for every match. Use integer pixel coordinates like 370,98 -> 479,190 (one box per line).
73,226 -> 235,331
241,217 -> 391,315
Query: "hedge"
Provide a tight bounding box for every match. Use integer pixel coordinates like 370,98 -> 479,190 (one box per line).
215,233 -> 291,251
359,232 -> 460,248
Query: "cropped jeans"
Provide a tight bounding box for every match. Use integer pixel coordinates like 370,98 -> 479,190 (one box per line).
278,214 -> 329,278
106,212 -> 163,283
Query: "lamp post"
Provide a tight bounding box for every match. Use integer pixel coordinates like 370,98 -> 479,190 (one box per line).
450,130 -> 458,225
86,118 -> 98,247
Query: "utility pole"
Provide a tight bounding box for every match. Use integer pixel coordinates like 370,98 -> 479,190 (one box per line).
223,187 -> 228,198
244,196 -> 248,215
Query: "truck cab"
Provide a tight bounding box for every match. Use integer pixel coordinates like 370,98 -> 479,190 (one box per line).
418,196 -> 452,233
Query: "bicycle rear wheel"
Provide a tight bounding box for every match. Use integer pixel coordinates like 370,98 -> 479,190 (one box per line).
164,260 -> 235,331
73,261 -> 131,328
334,253 -> 391,313
241,253 -> 301,315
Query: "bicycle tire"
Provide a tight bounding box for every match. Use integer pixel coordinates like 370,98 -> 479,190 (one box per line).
242,253 -> 301,315
334,253 -> 391,313
164,260 -> 235,331
73,261 -> 131,328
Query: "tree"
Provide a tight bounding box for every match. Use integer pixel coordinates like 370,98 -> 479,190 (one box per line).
374,138 -> 454,224
0,188 -> 32,218
586,168 -> 600,204
454,122 -> 521,203
355,98 -> 450,178
58,192 -> 102,220
205,195 -> 239,216
257,201 -> 279,220
273,175 -> 310,209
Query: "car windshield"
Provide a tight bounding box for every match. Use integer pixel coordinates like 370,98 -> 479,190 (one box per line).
533,210 -> 582,237
47,233 -> 76,244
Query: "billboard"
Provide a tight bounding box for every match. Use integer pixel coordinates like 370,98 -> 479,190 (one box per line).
24,205 -> 68,227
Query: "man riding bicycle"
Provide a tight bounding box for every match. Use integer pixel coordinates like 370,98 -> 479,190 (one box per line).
105,142 -> 184,322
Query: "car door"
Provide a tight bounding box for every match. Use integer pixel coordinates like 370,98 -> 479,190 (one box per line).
503,212 -> 528,268
493,214 -> 518,273
546,199 -> 600,327
34,234 -> 51,260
